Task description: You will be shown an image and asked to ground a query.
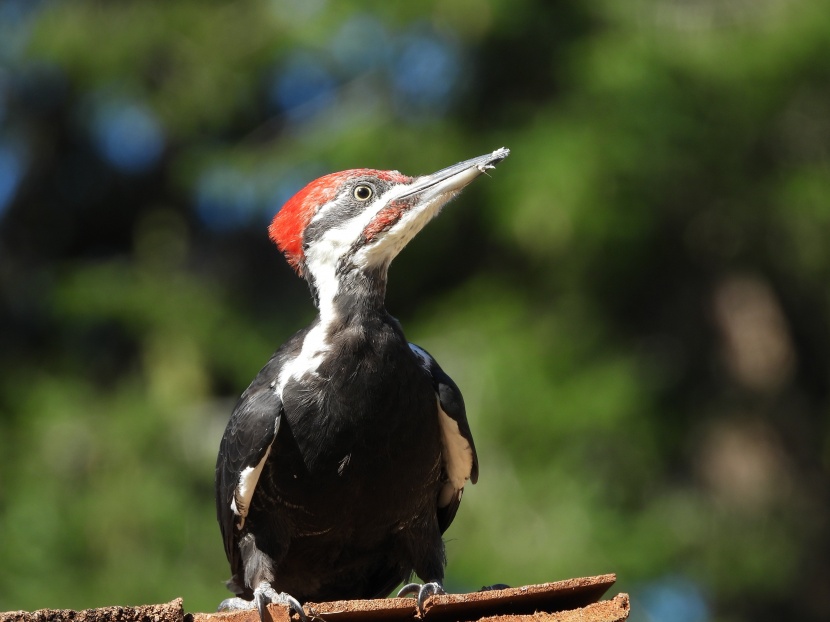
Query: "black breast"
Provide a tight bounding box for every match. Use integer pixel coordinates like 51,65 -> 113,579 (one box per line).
248,318 -> 445,601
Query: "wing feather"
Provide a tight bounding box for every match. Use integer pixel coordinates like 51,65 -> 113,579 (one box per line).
409,343 -> 479,533
215,376 -> 282,572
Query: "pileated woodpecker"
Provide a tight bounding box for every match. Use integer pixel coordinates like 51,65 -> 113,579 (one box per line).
215,148 -> 510,619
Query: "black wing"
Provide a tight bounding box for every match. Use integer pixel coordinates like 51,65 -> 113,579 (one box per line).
409,344 -> 479,533
215,364 -> 283,573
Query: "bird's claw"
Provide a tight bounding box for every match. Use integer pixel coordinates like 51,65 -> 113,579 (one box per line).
218,583 -> 308,622
397,581 -> 445,615
255,583 -> 309,622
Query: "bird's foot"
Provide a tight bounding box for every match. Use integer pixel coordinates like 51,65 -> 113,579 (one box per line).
217,597 -> 250,612
397,581 -> 445,615
217,583 -> 308,622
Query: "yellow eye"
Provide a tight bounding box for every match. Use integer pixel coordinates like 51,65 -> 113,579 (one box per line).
353,184 -> 373,201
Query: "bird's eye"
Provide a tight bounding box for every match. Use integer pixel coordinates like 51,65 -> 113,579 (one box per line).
353,184 -> 373,201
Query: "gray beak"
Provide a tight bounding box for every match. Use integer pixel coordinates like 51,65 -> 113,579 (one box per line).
402,148 -> 510,202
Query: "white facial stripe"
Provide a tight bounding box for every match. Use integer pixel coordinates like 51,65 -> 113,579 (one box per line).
303,183 -> 415,310
437,396 -> 474,507
309,182 -> 411,231
308,186 -> 354,226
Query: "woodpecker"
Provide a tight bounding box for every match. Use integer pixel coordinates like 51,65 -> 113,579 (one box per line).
215,148 -> 510,619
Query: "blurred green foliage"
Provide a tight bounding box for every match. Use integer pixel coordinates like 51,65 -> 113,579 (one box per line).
1,1 -> 829,620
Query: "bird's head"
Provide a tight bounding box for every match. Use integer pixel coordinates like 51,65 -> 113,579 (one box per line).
269,148 -> 509,311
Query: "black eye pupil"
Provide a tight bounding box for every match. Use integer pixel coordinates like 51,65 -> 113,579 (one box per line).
355,186 -> 372,200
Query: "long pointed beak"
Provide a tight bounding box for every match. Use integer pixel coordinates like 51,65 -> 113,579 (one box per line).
401,147 -> 510,202
354,147 -> 510,269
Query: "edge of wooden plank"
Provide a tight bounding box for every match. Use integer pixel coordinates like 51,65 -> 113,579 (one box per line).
476,593 -> 630,622
300,574 -> 617,622
0,598 -> 184,622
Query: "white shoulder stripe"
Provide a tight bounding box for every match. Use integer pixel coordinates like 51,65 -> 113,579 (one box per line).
276,323 -> 330,399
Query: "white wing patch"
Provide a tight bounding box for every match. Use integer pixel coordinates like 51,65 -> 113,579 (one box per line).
231,443 -> 272,530
437,397 -> 474,507
231,416 -> 280,530
409,344 -> 474,508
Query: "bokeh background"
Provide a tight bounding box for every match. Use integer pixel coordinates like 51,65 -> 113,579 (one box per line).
1,1 -> 829,620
